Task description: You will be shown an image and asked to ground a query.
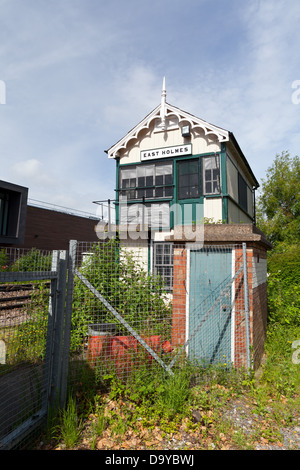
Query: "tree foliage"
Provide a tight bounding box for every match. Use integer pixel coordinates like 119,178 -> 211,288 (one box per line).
70,239 -> 172,352
256,151 -> 300,327
256,151 -> 300,246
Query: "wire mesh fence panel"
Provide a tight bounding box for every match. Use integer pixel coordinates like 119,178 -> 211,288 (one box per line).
0,247 -> 57,449
68,239 -> 174,387
67,240 -> 251,389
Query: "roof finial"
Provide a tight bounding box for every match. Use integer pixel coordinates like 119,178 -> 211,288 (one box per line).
160,76 -> 166,130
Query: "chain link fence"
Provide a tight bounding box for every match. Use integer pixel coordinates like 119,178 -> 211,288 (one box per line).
67,239 -> 251,390
0,239 -> 253,448
0,247 -> 68,449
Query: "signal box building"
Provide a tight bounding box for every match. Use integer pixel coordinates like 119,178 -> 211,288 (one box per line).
101,81 -> 271,370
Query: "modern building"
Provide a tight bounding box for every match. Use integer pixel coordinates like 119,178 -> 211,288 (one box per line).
0,180 -> 28,246
100,80 -> 272,370
0,181 -> 100,251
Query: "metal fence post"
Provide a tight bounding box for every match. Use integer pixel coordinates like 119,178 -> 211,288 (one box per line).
242,243 -> 251,370
47,250 -> 68,410
58,240 -> 77,409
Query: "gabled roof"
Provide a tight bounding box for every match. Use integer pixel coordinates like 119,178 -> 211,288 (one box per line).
105,79 -> 259,188
106,101 -> 230,160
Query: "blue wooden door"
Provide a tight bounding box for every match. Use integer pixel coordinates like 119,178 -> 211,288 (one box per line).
189,248 -> 232,366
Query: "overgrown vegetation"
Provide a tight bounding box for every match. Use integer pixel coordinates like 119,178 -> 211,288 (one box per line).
41,349 -> 299,450
41,151 -> 299,450
1,248 -> 52,364
70,239 -> 171,353
2,152 -> 300,450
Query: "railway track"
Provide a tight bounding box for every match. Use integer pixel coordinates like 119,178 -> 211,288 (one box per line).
0,282 -> 50,327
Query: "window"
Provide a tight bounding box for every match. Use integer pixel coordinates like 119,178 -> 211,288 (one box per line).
238,173 -> 248,212
0,192 -> 9,236
154,243 -> 173,289
137,165 -> 154,199
119,163 -> 173,201
203,155 -> 220,194
177,159 -> 199,200
155,163 -> 173,198
120,167 -> 136,200
119,202 -> 170,229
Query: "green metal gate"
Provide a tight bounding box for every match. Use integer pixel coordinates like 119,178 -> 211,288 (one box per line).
188,247 -> 233,365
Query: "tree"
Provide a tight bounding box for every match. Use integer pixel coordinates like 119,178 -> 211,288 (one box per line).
256,151 -> 300,246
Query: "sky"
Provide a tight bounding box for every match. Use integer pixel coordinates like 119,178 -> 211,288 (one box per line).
0,0 -> 300,217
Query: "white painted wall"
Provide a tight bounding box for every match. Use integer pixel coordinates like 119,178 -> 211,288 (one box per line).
119,119 -> 221,165
252,257 -> 268,288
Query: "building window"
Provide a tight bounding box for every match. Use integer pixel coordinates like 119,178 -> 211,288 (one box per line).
154,243 -> 173,290
177,159 -> 199,200
203,155 -> 220,194
238,173 -> 248,212
154,163 -> 173,198
120,167 -> 136,200
137,165 -> 154,199
119,202 -> 170,229
119,163 -> 173,201
0,192 -> 9,236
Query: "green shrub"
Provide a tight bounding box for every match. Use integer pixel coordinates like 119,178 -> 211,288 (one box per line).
70,239 -> 172,353
267,243 -> 300,326
0,249 -> 8,271
10,248 -> 52,272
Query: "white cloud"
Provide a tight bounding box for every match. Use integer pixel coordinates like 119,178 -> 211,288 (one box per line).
1,0 -> 300,213
11,158 -> 55,187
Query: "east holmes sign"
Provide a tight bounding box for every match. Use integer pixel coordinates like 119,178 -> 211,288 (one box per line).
141,144 -> 192,161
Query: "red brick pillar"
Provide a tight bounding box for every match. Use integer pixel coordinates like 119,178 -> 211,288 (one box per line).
234,247 -> 253,368
171,246 -> 187,348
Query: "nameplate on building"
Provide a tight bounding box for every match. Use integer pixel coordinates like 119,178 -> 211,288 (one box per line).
141,144 -> 192,161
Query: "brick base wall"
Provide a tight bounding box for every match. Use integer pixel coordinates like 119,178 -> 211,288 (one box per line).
171,246 -> 187,347
171,243 -> 269,370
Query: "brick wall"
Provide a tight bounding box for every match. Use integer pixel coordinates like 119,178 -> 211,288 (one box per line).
232,245 -> 268,369
14,206 -> 100,251
171,246 -> 187,347
233,246 -> 248,368
170,242 -> 269,369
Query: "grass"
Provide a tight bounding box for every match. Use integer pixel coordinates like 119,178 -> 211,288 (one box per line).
38,323 -> 300,450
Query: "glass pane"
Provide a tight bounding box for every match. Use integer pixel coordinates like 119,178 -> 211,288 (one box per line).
206,182 -> 212,193
138,177 -> 145,187
213,168 -> 219,180
190,186 -> 199,198
190,174 -> 198,186
121,167 -> 136,179
155,187 -> 163,198
164,244 -> 170,254
165,186 -> 173,197
146,176 -> 153,187
165,174 -> 173,185
213,181 -> 219,193
205,169 -> 212,182
156,175 -> 163,186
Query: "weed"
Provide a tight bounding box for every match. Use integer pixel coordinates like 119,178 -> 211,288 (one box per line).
55,396 -> 83,449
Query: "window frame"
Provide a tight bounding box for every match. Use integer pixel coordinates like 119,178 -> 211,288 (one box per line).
177,159 -> 200,200
0,192 -> 9,236
153,242 -> 174,290
119,162 -> 174,201
238,173 -> 248,213
203,154 -> 221,195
